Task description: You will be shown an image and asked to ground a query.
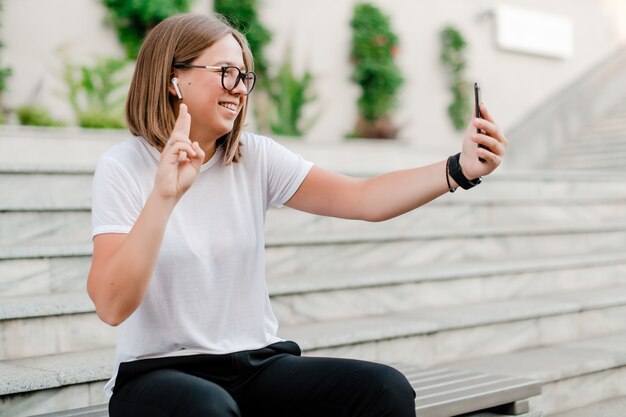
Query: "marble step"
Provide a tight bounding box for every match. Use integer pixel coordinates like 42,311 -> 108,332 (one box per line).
554,150 -> 626,163
3,280 -> 626,362
4,297 -> 626,416
449,331 -> 626,415
553,147 -> 626,160
0,293 -> 116,360
550,162 -> 626,171
551,395 -> 626,417
583,120 -> 626,135
10,282 -> 624,364
550,160 -> 625,171
3,251 -> 626,354
283,285 -> 626,365
0,125 -> 443,174
573,127 -> 626,139
270,252 -> 626,325
264,222 -> 626,277
0,172 -> 92,211
0,348 -> 112,417
3,167 -> 626,211
4,222 -> 626,291
5,190 -> 626,247
554,137 -> 626,151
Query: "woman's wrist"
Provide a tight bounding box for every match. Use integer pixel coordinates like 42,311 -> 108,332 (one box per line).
447,153 -> 481,191
148,189 -> 179,213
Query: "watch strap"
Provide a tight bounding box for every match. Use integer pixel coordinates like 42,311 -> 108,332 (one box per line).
448,153 -> 481,190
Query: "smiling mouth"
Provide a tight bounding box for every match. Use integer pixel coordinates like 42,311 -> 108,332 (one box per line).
219,102 -> 238,112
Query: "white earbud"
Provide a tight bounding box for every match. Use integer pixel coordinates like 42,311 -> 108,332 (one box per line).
171,77 -> 183,99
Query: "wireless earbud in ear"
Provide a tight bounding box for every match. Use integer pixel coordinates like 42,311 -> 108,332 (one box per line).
171,77 -> 183,99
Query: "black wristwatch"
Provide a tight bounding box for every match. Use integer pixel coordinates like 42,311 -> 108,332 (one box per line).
447,153 -> 481,190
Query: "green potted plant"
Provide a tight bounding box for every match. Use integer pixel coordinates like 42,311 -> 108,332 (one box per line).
63,57 -> 128,129
440,25 -> 470,131
101,0 -> 193,60
268,49 -> 318,137
0,0 -> 11,123
350,3 -> 404,139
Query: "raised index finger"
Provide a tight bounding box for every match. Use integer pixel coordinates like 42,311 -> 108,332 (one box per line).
172,103 -> 191,139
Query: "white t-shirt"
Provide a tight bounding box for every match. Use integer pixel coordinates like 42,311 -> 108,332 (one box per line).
91,132 -> 313,397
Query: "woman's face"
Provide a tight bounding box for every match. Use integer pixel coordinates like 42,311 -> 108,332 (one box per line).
174,34 -> 248,142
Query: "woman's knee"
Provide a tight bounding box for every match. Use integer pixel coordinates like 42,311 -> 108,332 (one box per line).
363,364 -> 416,416
186,393 -> 240,417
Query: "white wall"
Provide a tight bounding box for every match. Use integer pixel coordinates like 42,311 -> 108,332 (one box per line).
2,0 -> 625,153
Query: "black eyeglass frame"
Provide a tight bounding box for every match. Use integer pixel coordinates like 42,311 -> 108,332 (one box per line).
172,64 -> 257,95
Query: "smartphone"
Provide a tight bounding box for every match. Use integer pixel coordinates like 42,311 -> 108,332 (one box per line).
474,82 -> 487,163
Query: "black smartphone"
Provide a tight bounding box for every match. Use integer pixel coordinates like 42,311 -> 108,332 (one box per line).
474,82 -> 487,163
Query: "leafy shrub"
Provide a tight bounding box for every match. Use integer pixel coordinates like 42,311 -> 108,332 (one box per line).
0,0 -> 11,122
101,0 -> 193,59
268,55 -> 317,137
440,26 -> 470,131
350,3 -> 403,138
63,57 -> 128,129
78,111 -> 126,129
16,105 -> 65,127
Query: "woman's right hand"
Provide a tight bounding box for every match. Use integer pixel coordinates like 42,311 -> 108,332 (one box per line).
154,104 -> 205,200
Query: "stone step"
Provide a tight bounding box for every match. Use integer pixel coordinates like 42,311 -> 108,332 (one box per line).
3,223 -> 626,294
550,160 -> 625,171
449,331 -> 626,415
266,222 -> 626,277
3,252 -> 626,354
0,211 -> 92,248
270,252 -> 626,325
5,191 -> 626,247
556,147 -> 626,159
0,293 -> 116,360
576,131 -> 626,143
4,297 -> 626,416
555,136 -> 626,151
4,277 -> 626,363
0,348 -> 111,417
553,147 -> 626,160
0,172 -> 92,211
583,119 -> 626,135
283,285 -> 626,366
0,125 -> 444,175
550,161 -> 625,171
3,167 -> 626,211
551,395 -> 626,417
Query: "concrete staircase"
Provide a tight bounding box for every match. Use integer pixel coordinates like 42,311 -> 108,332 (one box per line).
550,98 -> 626,171
2,129 -> 626,416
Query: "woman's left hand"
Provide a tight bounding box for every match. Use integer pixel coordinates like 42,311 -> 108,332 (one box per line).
459,103 -> 508,180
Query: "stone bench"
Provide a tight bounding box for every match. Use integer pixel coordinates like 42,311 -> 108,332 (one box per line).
30,365 -> 541,417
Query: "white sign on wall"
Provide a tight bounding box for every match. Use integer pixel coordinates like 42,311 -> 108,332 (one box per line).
494,5 -> 574,59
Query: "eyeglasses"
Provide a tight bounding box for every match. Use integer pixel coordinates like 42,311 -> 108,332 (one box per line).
172,64 -> 257,94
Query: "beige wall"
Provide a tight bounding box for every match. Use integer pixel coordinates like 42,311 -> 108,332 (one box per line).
3,0 -> 625,153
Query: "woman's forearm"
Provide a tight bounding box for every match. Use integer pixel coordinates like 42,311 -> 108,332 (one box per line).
361,160 -> 458,222
88,191 -> 178,325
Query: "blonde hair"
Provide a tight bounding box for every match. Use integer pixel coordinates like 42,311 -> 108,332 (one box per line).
126,14 -> 253,165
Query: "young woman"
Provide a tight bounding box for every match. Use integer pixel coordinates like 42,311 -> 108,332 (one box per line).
87,13 -> 508,417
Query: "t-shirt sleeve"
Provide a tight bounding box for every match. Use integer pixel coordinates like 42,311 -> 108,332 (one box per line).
264,137 -> 314,208
91,156 -> 143,238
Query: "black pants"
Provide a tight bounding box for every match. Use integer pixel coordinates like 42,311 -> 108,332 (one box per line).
109,341 -> 416,417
